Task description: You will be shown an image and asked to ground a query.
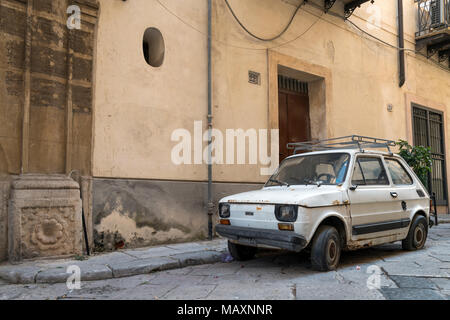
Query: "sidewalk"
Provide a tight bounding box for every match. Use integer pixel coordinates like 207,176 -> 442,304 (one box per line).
0,239 -> 227,285
437,214 -> 450,224
1,214 -> 449,286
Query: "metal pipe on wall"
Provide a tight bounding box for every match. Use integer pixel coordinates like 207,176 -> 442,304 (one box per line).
207,0 -> 213,240
398,0 -> 405,87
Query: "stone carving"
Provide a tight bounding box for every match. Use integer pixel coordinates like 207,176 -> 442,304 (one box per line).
8,175 -> 82,262
20,206 -> 77,258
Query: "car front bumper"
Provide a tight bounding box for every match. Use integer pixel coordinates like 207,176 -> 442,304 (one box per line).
215,224 -> 307,252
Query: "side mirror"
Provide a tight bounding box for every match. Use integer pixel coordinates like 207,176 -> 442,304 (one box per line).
349,185 -> 358,191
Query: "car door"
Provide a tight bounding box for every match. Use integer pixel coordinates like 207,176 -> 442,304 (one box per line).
348,155 -> 402,240
383,157 -> 418,225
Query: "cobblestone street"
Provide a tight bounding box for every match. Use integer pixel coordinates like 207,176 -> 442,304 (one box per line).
1,224 -> 449,300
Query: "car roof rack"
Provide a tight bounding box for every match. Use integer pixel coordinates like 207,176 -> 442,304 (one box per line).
287,135 -> 396,155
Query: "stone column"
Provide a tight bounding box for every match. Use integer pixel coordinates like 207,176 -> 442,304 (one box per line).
8,174 -> 82,262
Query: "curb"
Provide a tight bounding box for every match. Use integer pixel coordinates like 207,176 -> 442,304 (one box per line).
0,248 -> 228,285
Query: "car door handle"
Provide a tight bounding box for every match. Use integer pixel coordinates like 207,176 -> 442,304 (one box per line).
390,192 -> 398,198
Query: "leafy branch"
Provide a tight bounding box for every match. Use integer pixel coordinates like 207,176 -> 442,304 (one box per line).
396,139 -> 432,187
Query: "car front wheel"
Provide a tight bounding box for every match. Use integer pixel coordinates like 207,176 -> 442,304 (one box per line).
228,241 -> 257,261
310,225 -> 341,271
402,215 -> 428,251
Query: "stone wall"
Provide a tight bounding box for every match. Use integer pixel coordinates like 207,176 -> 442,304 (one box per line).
0,0 -> 98,176
8,174 -> 82,262
92,179 -> 262,251
0,0 -> 98,261
0,177 -> 11,262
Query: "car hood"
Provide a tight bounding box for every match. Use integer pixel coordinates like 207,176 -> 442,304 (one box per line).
221,185 -> 348,208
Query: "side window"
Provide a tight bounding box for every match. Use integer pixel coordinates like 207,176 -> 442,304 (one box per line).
385,159 -> 413,185
352,157 -> 389,186
352,161 -> 365,185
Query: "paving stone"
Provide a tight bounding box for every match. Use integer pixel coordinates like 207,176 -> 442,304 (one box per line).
431,255 -> 450,263
163,284 -> 217,299
389,276 -> 438,290
380,288 -> 445,300
109,257 -> 180,278
165,242 -> 206,251
35,264 -> 112,284
380,262 -> 442,277
0,266 -> 41,284
83,252 -> 136,265
430,278 -> 450,290
205,280 -> 293,300
441,290 -> 450,300
111,283 -> 179,300
124,246 -> 179,259
170,250 -> 223,267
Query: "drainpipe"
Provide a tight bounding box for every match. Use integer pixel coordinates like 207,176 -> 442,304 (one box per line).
397,0 -> 405,87
207,0 -> 213,240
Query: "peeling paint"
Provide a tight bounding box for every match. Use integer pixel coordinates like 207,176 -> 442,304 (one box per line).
95,211 -> 186,250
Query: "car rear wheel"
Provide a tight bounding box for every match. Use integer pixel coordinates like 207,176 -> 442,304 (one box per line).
310,225 -> 341,271
227,241 -> 257,261
402,215 -> 428,251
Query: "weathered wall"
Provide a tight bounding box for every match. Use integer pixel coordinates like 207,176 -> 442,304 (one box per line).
0,0 -> 98,259
91,0 -> 450,248
211,0 -> 449,186
0,177 -> 11,261
0,0 -> 25,175
93,0 -> 208,181
93,0 -> 450,184
92,178 -> 261,250
0,0 -> 97,176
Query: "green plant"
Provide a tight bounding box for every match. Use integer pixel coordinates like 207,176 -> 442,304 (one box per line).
396,139 -> 432,187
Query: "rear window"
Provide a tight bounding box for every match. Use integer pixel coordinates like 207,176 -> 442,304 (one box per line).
385,158 -> 413,185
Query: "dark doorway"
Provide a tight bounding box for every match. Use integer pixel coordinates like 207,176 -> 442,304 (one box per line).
278,75 -> 310,162
412,104 -> 448,206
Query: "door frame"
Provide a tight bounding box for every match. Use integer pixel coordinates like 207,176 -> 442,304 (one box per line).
405,92 -> 449,212
268,51 -> 332,166
411,103 -> 448,206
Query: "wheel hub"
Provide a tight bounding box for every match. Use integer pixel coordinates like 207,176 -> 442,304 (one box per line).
328,240 -> 337,261
414,226 -> 424,244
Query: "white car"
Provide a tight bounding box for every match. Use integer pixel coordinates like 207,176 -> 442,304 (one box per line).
216,136 -> 431,271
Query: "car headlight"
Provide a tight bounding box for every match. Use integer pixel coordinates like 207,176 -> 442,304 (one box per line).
275,205 -> 298,222
219,203 -> 230,218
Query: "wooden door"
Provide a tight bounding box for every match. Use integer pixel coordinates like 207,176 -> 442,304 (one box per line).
278,91 -> 310,162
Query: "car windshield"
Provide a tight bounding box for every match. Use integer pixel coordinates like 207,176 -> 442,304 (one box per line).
266,153 -> 350,187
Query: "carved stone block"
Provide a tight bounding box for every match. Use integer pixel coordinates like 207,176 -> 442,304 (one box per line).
8,174 -> 82,262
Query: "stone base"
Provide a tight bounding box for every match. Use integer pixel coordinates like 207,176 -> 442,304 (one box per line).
0,177 -> 11,262
8,174 -> 83,262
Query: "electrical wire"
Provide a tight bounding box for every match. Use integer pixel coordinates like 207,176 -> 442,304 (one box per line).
345,18 -> 449,72
156,0 -> 265,51
268,12 -> 323,49
155,0 -> 449,72
299,4 -> 449,72
224,0 -> 305,42
155,0 -> 321,51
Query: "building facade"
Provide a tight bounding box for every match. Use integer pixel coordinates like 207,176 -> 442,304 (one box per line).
0,0 -> 449,261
